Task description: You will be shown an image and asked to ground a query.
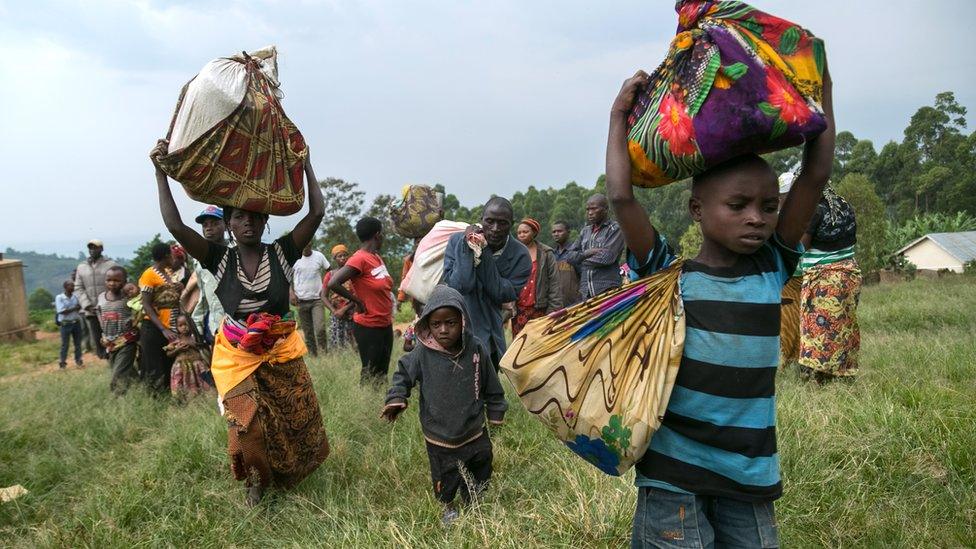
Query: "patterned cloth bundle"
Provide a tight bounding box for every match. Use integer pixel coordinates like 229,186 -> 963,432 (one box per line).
391,185 -> 444,238
158,46 -> 308,215
221,312 -> 297,355
627,0 -> 827,187
499,263 -> 685,476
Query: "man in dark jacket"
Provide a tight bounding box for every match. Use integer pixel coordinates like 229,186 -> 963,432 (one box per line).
381,285 -> 507,524
441,197 -> 531,368
565,194 -> 625,300
551,220 -> 581,307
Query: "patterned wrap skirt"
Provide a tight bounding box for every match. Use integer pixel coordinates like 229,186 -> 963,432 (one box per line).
798,258 -> 862,377
779,276 -> 802,366
222,357 -> 330,488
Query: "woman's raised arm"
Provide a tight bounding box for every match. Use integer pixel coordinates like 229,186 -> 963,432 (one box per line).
150,139 -> 210,262
290,154 -> 325,251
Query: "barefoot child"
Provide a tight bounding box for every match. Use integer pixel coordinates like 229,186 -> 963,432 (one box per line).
97,266 -> 139,394
606,67 -> 834,547
381,285 -> 507,525
164,314 -> 214,399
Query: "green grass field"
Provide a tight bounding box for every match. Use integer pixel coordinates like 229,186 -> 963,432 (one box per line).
1,277 -> 974,547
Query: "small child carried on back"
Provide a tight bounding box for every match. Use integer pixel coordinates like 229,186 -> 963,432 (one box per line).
381,285 -> 507,526
96,266 -> 140,394
164,314 -> 214,399
606,65 -> 834,547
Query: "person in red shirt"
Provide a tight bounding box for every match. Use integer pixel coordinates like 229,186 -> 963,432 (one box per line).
327,217 -> 395,384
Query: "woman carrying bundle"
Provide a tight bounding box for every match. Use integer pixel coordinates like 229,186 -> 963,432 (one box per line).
512,218 -> 563,336
150,139 -> 329,506
798,184 -> 861,382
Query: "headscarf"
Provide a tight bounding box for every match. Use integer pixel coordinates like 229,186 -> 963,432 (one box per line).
520,218 -> 541,236
331,244 -> 349,257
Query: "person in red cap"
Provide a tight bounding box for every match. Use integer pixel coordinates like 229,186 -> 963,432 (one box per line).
512,217 -> 563,335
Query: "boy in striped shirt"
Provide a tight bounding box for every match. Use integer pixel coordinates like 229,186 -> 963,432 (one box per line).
605,67 -> 834,548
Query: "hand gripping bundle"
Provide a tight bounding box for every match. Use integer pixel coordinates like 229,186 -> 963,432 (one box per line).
157,46 -> 309,215
628,1 -> 827,187
499,263 -> 685,476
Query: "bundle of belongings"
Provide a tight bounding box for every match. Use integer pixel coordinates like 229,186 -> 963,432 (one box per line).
499,263 -> 685,476
399,220 -> 469,304
157,46 -> 309,215
627,0 -> 827,187
391,185 -> 444,238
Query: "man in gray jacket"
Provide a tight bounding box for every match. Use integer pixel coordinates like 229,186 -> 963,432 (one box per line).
566,194 -> 625,300
74,239 -> 118,359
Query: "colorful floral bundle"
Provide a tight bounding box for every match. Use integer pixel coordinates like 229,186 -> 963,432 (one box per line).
499,263 -> 685,476
627,0 -> 827,187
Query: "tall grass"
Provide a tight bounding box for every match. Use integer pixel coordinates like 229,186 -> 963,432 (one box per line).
1,277 -> 974,547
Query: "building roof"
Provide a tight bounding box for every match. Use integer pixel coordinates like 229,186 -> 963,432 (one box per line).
896,231 -> 976,263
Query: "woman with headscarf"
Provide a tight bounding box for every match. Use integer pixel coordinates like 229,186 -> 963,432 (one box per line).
150,139 -> 329,506
138,242 -> 183,394
798,183 -> 861,382
322,244 -> 357,350
512,218 -> 563,336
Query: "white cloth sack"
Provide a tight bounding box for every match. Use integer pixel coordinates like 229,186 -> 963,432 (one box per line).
168,46 -> 280,152
400,220 -> 470,303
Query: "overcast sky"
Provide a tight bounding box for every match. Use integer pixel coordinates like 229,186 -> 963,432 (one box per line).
1,0 -> 974,258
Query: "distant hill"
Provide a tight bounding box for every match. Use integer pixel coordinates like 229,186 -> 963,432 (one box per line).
5,248 -> 90,298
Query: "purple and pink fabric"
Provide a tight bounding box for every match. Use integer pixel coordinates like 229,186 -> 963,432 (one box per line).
627,0 -> 827,187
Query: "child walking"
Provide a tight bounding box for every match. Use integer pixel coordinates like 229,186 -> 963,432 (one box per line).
97,266 -> 139,394
381,285 -> 507,525
164,314 -> 214,399
55,280 -> 84,369
605,67 -> 834,548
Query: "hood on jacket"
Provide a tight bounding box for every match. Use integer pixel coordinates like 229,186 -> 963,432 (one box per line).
416,284 -> 469,353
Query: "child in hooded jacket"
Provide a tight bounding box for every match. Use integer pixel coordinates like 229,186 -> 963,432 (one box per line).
382,284 -> 507,523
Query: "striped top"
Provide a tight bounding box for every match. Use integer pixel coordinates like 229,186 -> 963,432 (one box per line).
628,233 -> 801,502
796,244 -> 855,274
204,235 -> 299,320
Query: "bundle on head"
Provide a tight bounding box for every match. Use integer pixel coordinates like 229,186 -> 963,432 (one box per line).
157,46 -> 308,216
627,0 -> 827,188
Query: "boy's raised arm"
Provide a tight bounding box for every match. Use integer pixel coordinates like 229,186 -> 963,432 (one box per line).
606,71 -> 658,263
150,139 -> 210,263
777,64 -> 835,247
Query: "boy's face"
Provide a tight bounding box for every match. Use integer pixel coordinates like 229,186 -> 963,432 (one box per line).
123,283 -> 139,298
428,306 -> 462,350
691,169 -> 779,255
105,271 -> 125,293
63,281 -> 74,294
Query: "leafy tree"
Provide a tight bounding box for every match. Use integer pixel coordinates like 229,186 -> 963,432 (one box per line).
126,234 -> 169,279
677,223 -> 702,258
316,177 -> 364,252
835,174 -> 887,273
28,288 -> 55,311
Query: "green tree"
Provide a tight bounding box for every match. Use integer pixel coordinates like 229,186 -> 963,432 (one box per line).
28,288 -> 55,311
316,177 -> 364,251
835,174 -> 887,273
126,234 -> 169,279
678,223 -> 702,258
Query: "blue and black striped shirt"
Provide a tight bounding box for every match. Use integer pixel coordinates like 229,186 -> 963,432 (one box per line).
628,233 -> 801,502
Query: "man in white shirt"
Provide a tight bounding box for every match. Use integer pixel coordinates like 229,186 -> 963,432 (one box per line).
290,243 -> 331,357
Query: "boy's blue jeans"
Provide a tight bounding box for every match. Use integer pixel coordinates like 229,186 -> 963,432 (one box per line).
631,487 -> 779,548
59,321 -> 83,366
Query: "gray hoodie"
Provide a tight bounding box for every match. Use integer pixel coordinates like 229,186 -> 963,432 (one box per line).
385,285 -> 508,447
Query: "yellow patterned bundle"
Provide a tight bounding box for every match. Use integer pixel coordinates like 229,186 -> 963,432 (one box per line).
499,263 -> 685,476
391,185 -> 443,238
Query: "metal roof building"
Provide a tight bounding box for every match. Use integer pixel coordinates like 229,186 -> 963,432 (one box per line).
895,231 -> 976,273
